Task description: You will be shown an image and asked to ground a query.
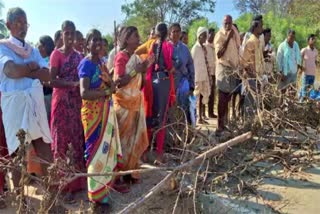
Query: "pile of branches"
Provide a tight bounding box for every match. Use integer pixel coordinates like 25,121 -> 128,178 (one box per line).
157,74 -> 320,213
0,136 -> 81,213
1,74 -> 320,213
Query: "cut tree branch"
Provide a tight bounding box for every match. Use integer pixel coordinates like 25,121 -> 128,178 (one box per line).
118,131 -> 252,214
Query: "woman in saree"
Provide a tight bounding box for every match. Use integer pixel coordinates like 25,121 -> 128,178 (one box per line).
113,26 -> 153,183
50,20 -> 85,202
143,23 -> 176,163
78,29 -> 123,209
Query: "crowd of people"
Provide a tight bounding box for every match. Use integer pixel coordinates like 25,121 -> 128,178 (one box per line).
0,6 -> 318,210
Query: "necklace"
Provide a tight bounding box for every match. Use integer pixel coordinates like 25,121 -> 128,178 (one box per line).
123,49 -> 132,57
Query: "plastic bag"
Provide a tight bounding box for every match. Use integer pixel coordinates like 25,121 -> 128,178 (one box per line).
189,95 -> 197,127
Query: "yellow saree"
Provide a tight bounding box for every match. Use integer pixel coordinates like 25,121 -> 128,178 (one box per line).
113,53 -> 149,179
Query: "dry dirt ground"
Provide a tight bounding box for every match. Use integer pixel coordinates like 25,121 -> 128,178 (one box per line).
2,117 -> 320,213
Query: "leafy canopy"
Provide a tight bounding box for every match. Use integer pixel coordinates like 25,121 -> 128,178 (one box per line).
235,11 -> 319,49
0,0 -> 8,37
121,0 -> 216,41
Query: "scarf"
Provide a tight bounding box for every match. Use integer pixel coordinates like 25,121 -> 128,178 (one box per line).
283,40 -> 301,76
0,38 -> 33,59
201,45 -> 212,86
197,27 -> 208,39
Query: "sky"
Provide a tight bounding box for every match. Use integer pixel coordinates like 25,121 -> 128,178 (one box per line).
1,0 -> 240,43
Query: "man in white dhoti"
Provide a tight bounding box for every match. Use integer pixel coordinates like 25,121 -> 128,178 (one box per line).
0,7 -> 53,189
191,27 -> 211,124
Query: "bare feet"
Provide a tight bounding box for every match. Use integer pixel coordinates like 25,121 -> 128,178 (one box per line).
0,196 -> 6,209
113,179 -> 130,193
154,153 -> 165,166
208,114 -> 218,119
198,118 -> 209,125
202,115 -> 209,120
131,177 -> 141,184
124,175 -> 141,184
215,128 -> 223,137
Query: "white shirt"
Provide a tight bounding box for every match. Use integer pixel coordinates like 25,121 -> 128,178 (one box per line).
107,45 -> 120,71
191,42 -> 209,82
0,36 -> 47,92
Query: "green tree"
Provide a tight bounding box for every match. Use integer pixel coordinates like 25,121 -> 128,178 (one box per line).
287,0 -> 320,28
121,0 -> 216,40
0,19 -> 6,37
234,0 -> 268,14
235,11 -> 317,49
0,0 -> 8,37
286,0 -> 320,48
234,0 -> 292,15
124,15 -> 153,42
187,18 -> 217,48
234,13 -> 253,33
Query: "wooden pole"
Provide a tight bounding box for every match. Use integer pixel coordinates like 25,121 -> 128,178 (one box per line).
118,132 -> 252,214
114,20 -> 117,54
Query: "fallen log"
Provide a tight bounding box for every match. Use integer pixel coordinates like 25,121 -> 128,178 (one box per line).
75,166 -> 173,177
118,131 -> 252,214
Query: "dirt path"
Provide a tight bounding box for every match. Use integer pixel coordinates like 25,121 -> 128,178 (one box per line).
259,165 -> 320,214
2,118 -> 320,213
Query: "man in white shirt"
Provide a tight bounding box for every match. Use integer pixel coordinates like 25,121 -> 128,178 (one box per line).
107,26 -> 125,72
0,7 -> 53,190
191,27 -> 211,124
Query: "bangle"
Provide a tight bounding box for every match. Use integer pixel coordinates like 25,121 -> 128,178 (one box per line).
104,89 -> 111,96
129,70 -> 137,78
